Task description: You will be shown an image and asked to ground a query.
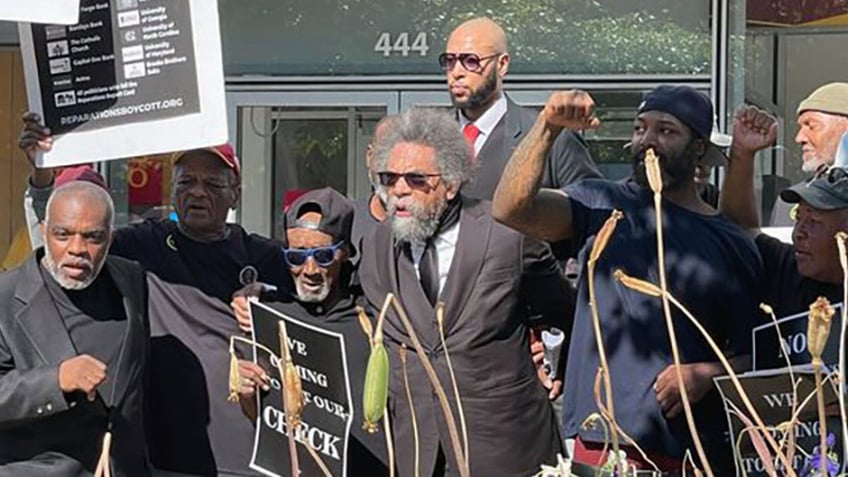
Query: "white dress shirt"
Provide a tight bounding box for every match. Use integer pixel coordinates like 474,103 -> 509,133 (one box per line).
458,93 -> 508,156
410,221 -> 460,296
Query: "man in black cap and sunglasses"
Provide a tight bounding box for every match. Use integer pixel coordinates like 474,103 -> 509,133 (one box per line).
722,105 -> 846,319
231,187 -> 388,474
441,17 -> 600,201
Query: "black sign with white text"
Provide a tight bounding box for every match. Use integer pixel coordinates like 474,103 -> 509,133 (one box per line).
753,304 -> 843,371
249,302 -> 353,477
28,0 -> 200,135
715,369 -> 845,476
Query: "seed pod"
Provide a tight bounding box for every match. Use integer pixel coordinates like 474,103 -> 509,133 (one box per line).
644,149 -> 663,194
836,231 -> 848,272
614,269 -> 661,297
759,303 -> 775,316
278,323 -> 305,427
808,296 -> 835,363
589,210 -> 624,264
227,341 -> 241,403
362,341 -> 389,434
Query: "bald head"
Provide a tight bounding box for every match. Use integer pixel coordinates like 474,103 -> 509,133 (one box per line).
46,181 -> 115,229
447,17 -> 507,55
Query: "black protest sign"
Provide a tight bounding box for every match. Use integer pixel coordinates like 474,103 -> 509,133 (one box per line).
715,368 -> 845,476
26,0 -> 200,135
752,304 -> 843,371
249,301 -> 353,477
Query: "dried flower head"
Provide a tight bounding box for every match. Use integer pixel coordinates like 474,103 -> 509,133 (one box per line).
808,296 -> 836,363
644,149 -> 663,194
614,269 -> 662,297
589,210 -> 624,264
836,232 -> 848,273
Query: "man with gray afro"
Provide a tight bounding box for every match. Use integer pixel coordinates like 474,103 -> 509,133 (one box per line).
358,107 -> 573,477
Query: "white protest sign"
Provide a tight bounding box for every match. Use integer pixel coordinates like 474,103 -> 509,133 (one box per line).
18,0 -> 227,167
0,0 -> 80,25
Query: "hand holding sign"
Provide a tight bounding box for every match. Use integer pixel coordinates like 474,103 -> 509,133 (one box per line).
18,113 -> 56,187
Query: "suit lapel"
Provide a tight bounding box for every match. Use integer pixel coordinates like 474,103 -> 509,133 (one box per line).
440,197 -> 491,335
13,255 -> 77,366
504,96 -> 526,153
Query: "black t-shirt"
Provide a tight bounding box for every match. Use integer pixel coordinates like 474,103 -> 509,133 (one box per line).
41,262 -> 128,404
561,179 -> 763,464
263,293 -> 389,475
111,219 -> 291,304
757,233 -> 842,317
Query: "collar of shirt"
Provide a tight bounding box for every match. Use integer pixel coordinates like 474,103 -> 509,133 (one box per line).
459,93 -> 507,154
410,221 -> 461,294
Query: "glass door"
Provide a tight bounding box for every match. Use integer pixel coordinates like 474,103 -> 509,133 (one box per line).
226,91 -> 398,238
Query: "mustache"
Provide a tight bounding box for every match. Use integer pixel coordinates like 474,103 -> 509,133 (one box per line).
60,257 -> 93,268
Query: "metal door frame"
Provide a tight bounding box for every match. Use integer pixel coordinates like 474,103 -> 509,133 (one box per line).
225,90 -> 399,235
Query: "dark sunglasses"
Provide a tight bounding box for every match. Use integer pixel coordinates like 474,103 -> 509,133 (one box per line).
283,241 -> 344,267
438,52 -> 500,72
377,171 -> 441,189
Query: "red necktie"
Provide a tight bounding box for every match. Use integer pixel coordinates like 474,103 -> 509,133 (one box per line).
463,123 -> 481,163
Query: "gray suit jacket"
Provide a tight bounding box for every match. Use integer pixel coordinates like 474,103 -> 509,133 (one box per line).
0,254 -> 150,477
460,96 -> 601,201
358,196 -> 572,477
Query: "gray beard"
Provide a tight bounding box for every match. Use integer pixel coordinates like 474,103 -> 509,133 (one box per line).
387,195 -> 446,247
41,253 -> 101,290
295,281 -> 331,303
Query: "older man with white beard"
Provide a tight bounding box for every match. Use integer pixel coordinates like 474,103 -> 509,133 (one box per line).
0,181 -> 151,476
357,108 -> 573,477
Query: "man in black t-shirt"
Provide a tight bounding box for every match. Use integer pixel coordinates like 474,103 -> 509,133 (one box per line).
721,105 -> 847,318
493,86 -> 763,473
232,188 -> 388,474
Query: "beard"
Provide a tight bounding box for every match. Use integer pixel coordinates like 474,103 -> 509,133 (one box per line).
295,280 -> 331,303
386,192 -> 447,247
630,141 -> 699,192
42,252 -> 102,290
450,66 -> 499,111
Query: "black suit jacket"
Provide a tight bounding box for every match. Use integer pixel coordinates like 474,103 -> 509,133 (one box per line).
459,95 -> 601,201
0,254 -> 150,477
358,196 -> 572,477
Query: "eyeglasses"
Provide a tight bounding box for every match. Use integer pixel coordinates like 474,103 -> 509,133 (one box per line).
283,241 -> 344,267
377,171 -> 441,189
438,52 -> 500,73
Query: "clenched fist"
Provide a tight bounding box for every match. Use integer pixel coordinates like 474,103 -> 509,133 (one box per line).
59,354 -> 107,402
732,104 -> 778,156
543,90 -> 602,131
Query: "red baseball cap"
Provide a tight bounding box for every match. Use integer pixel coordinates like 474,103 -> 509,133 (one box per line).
55,165 -> 108,190
172,144 -> 240,177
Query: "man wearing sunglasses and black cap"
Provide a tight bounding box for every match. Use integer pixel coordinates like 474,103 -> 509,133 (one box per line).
722,105 -> 846,320
493,85 -> 763,473
441,17 -> 600,201
231,187 -> 388,474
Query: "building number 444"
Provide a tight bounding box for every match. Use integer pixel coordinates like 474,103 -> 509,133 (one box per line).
374,32 -> 429,57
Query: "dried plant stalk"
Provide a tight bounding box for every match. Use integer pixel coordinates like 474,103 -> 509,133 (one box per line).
94,431 -> 112,477
760,303 -> 799,466
436,302 -> 469,475
837,231 -> 848,469
383,407 -> 395,477
587,208 -> 624,472
615,270 -> 797,475
644,149 -> 713,477
808,296 -> 835,477
401,345 -> 421,477
388,295 -> 469,477
278,321 -> 302,476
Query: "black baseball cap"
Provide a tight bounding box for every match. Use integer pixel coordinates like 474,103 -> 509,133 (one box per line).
284,187 -> 356,257
638,85 -> 730,167
780,167 -> 848,210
